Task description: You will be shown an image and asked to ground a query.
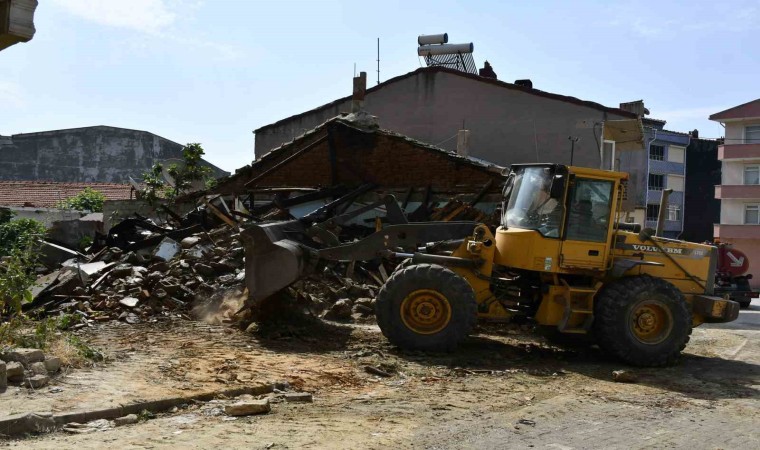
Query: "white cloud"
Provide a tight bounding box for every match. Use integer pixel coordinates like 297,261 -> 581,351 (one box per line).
0,81 -> 24,108
51,0 -> 176,34
51,0 -> 241,59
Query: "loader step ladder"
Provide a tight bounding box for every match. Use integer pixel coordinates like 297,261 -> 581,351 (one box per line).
557,283 -> 599,334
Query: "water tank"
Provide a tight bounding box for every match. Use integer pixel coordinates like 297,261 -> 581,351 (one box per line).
418,33 -> 448,45
417,43 -> 474,56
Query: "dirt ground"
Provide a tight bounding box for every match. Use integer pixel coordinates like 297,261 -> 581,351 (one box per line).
2,301 -> 759,449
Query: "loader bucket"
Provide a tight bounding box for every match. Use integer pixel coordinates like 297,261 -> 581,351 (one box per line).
240,220 -> 309,305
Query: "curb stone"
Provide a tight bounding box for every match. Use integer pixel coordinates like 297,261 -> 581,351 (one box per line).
0,383 -> 273,438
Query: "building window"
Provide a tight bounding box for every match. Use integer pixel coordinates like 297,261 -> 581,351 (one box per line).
649,145 -> 664,161
667,205 -> 681,221
746,125 -> 760,144
744,204 -> 760,224
649,173 -> 664,190
667,175 -> 684,191
744,166 -> 760,185
668,146 -> 685,163
646,204 -> 660,221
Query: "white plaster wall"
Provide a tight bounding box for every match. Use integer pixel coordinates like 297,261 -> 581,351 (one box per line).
726,120 -> 760,144
722,161 -> 744,184
719,199 -> 760,224
10,207 -> 82,228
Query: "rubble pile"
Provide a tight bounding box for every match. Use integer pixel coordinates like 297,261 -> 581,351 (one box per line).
0,348 -> 62,390
26,225 -> 245,326
17,182 -> 501,328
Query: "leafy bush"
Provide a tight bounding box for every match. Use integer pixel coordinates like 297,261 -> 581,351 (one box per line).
57,187 -> 106,212
0,218 -> 46,256
0,218 -> 44,314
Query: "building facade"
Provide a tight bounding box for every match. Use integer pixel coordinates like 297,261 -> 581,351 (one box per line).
710,99 -> 760,287
625,119 -> 690,238
0,125 -> 228,183
254,67 -> 639,171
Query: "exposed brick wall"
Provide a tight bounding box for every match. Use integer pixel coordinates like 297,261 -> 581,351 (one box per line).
248,123 -> 502,191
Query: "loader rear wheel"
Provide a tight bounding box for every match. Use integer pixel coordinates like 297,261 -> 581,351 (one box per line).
375,263 -> 477,352
593,275 -> 692,367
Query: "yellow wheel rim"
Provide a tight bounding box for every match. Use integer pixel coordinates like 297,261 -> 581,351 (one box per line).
399,289 -> 452,335
630,300 -> 673,345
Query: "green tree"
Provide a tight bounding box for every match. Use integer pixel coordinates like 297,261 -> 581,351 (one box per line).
141,143 -> 214,203
57,187 -> 107,212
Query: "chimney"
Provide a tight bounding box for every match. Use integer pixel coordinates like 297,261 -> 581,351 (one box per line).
691,129 -> 699,139
478,61 -> 497,79
619,100 -> 650,117
352,71 -> 367,112
456,129 -> 470,156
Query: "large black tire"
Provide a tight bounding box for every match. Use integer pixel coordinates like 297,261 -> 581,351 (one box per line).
390,258 -> 412,276
593,275 -> 692,367
739,300 -> 752,308
375,263 -> 477,352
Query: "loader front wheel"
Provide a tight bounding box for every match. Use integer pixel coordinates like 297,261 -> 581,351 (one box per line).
593,275 -> 692,367
376,264 -> 477,352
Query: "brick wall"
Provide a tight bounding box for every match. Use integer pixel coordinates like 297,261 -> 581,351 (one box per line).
249,123 -> 502,191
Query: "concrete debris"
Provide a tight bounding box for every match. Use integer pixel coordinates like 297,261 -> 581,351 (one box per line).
113,414 -> 139,427
25,374 -> 50,389
1,348 -> 45,365
44,357 -> 62,374
6,361 -> 24,382
153,237 -> 181,261
63,419 -> 112,434
224,398 -> 271,416
20,181 -> 499,328
283,392 -> 313,403
119,296 -> 140,308
29,361 -> 48,376
612,370 -> 638,383
181,236 -> 201,248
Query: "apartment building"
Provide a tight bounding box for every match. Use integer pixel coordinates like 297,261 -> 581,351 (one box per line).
710,98 -> 760,287
626,118 -> 690,238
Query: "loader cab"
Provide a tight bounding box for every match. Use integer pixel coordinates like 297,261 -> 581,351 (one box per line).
496,164 -> 625,273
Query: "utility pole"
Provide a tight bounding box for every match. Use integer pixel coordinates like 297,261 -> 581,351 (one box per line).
376,38 -> 380,85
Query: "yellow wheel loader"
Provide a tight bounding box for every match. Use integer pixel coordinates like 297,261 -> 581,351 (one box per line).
241,164 -> 739,367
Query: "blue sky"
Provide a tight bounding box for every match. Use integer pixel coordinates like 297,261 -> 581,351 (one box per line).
1,0 -> 758,172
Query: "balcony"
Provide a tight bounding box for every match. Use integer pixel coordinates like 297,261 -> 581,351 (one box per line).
714,224 -> 760,239
715,184 -> 760,199
718,143 -> 760,161
0,0 -> 38,51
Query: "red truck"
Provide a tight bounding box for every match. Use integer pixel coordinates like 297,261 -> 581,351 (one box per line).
714,243 -> 758,308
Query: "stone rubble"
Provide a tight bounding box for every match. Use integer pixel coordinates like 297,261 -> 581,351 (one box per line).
0,348 -> 64,390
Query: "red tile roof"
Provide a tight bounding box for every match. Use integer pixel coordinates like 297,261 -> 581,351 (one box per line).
709,99 -> 760,121
0,181 -> 134,208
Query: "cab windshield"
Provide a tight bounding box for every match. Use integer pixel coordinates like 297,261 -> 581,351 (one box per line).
502,167 -> 563,238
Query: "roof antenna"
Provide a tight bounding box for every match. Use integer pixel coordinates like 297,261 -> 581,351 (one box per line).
376,38 -> 380,85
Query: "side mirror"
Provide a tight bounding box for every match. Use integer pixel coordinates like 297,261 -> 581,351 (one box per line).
549,175 -> 566,199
